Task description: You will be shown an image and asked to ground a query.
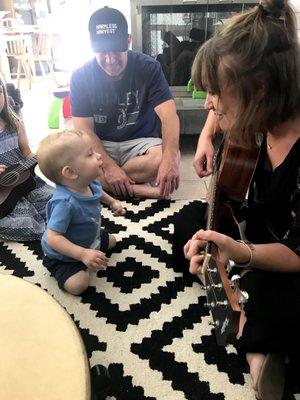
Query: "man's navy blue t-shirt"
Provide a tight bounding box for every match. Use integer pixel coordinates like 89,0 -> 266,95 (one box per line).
70,51 -> 173,142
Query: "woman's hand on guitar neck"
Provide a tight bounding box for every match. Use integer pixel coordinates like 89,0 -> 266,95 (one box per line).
184,229 -> 252,272
184,234 -> 207,275
0,164 -> 6,174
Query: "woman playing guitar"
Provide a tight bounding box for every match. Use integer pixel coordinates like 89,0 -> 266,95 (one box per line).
0,75 -> 53,241
174,1 -> 300,399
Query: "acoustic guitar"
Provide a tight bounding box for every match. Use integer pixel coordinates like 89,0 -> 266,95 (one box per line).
0,156 -> 37,218
200,135 -> 260,346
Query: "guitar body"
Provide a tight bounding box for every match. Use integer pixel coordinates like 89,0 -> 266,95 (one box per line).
0,159 -> 37,219
203,136 -> 260,345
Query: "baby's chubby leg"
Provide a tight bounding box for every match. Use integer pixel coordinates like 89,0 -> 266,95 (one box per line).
108,233 -> 116,249
63,233 -> 117,295
64,270 -> 90,295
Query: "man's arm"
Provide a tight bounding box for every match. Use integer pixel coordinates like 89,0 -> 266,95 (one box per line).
72,116 -> 134,196
71,67 -> 135,197
154,99 -> 180,198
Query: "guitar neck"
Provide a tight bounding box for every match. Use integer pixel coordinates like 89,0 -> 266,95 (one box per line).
201,136 -> 260,345
205,145 -> 222,254
16,155 -> 38,173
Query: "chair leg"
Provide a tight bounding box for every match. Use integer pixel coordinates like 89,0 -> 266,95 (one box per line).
39,60 -> 46,78
21,59 -> 32,89
27,60 -> 34,89
47,60 -> 58,85
16,59 -> 21,89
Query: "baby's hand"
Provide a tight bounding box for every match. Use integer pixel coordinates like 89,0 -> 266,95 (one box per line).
110,200 -> 126,216
0,164 -> 6,174
80,248 -> 108,271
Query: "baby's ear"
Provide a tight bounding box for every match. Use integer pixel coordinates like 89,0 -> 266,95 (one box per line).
61,165 -> 78,180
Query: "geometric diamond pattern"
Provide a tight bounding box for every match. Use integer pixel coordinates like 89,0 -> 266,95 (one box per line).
0,199 -> 299,399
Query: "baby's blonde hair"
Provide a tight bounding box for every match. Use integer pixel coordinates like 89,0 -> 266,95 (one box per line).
37,129 -> 83,184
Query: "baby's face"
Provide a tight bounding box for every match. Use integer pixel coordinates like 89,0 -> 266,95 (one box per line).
69,133 -> 103,183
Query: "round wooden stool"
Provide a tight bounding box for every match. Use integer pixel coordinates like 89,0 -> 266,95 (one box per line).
0,273 -> 90,400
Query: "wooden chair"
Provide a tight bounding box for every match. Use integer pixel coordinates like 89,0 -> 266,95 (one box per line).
5,35 -> 33,88
5,31 -> 57,89
31,31 -> 57,83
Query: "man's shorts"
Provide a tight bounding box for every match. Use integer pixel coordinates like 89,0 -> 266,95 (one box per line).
102,137 -> 162,167
43,228 -> 109,290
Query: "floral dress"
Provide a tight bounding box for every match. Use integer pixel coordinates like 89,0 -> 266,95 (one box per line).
0,129 -> 53,241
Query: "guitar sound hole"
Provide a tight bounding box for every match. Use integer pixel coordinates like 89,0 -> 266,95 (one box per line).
0,172 -> 19,187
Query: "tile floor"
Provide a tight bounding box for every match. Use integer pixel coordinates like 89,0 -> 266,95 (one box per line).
19,78 -> 208,201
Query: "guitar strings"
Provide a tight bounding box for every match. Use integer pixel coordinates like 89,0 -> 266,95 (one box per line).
0,156 -> 37,185
205,148 -> 221,307
0,159 -> 36,181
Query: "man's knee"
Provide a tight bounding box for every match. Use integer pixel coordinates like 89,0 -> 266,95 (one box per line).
145,145 -> 162,168
122,144 -> 162,182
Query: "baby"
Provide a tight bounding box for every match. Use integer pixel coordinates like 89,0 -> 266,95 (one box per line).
37,129 -> 125,295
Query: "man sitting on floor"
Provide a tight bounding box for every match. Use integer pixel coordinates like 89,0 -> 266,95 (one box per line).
70,6 -> 180,199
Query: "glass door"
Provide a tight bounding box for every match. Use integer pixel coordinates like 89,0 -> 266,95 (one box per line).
141,3 -> 256,86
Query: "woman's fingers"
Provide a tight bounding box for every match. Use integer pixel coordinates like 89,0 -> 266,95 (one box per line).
185,238 -> 207,260
189,254 -> 204,274
185,229 -> 234,271
183,240 -> 191,258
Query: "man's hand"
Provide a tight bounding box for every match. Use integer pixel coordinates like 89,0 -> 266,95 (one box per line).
104,164 -> 135,197
156,152 -> 180,198
0,164 -> 6,174
110,200 -> 126,216
80,248 -> 108,271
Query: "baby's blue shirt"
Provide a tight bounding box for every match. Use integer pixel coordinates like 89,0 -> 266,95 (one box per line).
41,181 -> 103,261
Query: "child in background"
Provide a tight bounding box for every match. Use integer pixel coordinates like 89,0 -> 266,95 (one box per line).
6,82 -> 23,115
0,75 -> 53,241
37,129 -> 126,295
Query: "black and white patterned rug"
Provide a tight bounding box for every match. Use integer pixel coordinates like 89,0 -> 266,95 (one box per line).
0,199 -> 299,400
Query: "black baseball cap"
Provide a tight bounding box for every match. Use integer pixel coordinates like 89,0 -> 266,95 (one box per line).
88,6 -> 128,53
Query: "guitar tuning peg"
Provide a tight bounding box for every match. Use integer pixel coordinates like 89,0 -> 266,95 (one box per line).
209,320 -> 220,328
227,260 -> 235,271
216,300 -> 228,307
231,274 -> 241,291
207,267 -> 217,273
238,290 -> 249,304
211,283 -> 222,289
231,274 -> 240,282
204,301 -> 216,308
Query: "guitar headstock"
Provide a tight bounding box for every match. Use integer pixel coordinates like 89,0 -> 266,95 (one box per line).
202,251 -> 241,346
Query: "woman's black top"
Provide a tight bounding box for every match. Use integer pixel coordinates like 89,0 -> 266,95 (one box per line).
245,137 -> 300,255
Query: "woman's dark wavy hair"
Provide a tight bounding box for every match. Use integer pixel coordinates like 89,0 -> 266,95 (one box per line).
0,74 -> 19,132
191,0 -> 300,143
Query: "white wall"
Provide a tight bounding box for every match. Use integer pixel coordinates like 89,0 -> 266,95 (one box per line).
291,0 -> 300,10
290,0 -> 300,40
